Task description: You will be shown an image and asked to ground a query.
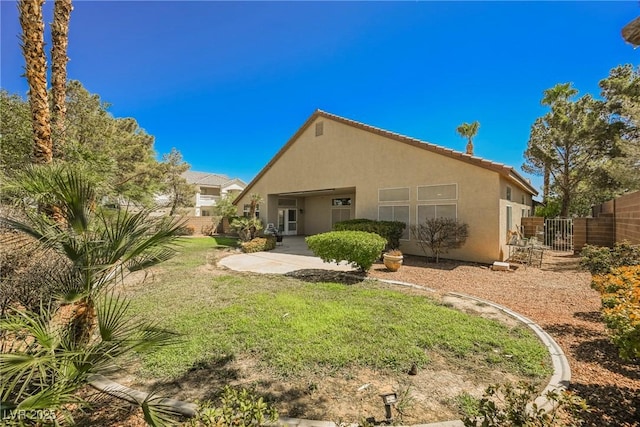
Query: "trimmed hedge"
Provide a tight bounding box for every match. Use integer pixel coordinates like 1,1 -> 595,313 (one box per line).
305,230 -> 386,271
333,219 -> 405,249
241,237 -> 276,253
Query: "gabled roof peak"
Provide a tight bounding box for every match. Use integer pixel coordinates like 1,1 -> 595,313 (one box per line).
236,110 -> 537,201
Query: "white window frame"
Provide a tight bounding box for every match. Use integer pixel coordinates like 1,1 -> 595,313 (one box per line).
378,187 -> 410,203
417,183 -> 458,201
243,203 -> 260,218
416,203 -> 458,221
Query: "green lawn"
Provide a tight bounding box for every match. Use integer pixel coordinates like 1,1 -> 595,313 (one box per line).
127,238 -> 551,380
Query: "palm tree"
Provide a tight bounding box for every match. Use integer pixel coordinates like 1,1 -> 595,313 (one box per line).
456,121 -> 480,156
19,0 -> 52,164
51,0 -> 73,157
1,164 -> 184,423
2,164 -> 184,342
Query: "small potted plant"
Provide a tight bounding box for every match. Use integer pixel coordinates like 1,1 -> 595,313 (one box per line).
383,249 -> 403,272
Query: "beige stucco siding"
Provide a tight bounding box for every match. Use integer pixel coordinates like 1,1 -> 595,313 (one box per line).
237,116 -> 531,264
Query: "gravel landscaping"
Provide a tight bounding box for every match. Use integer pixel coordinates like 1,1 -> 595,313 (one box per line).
368,252 -> 640,426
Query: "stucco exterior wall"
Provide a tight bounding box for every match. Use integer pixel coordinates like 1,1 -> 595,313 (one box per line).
236,116 -> 532,264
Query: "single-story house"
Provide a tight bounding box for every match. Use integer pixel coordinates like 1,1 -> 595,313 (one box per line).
234,110 -> 537,263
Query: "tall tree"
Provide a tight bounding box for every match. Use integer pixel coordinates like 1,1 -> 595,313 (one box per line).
0,90 -> 32,178
18,0 -> 52,164
1,83 -> 164,205
599,65 -> 640,191
159,148 -> 194,215
50,0 -> 73,156
524,84 -> 611,217
63,81 -> 163,205
524,83 -> 579,203
456,121 -> 480,155
525,70 -> 640,217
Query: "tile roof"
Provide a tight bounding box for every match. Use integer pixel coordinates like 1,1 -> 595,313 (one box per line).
237,110 -> 538,201
182,171 -> 246,188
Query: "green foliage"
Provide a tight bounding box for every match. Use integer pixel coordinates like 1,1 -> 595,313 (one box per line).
241,237 -> 276,253
580,242 -> 640,275
456,121 -> 480,153
158,148 -> 195,216
523,66 -> 640,217
0,90 -> 32,178
0,82 -> 165,206
535,198 -> 562,218
590,266 -> 640,360
0,295 -> 178,425
230,217 -> 263,242
410,218 -> 469,263
333,218 -> 406,249
305,230 -> 386,271
213,193 -> 239,219
461,382 -> 589,427
188,386 -> 277,426
0,165 -> 184,422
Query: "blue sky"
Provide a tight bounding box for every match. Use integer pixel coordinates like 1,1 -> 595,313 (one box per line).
1,1 -> 638,193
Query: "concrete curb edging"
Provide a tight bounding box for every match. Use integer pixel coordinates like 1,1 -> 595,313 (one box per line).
88,374 -> 198,417
445,291 -> 572,412
90,282 -> 570,427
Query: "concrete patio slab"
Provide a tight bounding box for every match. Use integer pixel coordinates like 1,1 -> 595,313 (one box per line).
219,251 -> 355,274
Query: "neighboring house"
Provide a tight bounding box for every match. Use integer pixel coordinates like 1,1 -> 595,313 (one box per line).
183,171 -> 246,216
154,171 -> 246,216
234,110 -> 537,263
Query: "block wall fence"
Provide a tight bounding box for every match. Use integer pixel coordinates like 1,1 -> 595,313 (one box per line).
182,217 -> 231,235
521,190 -> 640,254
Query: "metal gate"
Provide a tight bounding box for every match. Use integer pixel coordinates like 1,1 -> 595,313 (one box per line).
544,218 -> 574,252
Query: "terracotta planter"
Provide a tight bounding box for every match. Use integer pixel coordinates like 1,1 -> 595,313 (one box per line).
383,254 -> 403,272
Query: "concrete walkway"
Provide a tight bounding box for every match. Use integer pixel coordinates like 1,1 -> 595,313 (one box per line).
218,236 -> 356,274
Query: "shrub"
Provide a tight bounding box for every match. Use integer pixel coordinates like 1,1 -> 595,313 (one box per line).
305,231 -> 386,271
460,381 -> 589,427
410,217 -> 469,263
334,219 -> 406,249
175,224 -> 196,236
580,242 -> 640,275
241,237 -> 276,253
0,232 -> 69,316
591,265 -> 640,360
188,386 -> 277,426
201,216 -> 222,236
230,217 -> 263,242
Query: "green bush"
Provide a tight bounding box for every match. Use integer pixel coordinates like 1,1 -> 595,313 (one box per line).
460,381 -> 589,427
188,386 -> 278,426
230,217 -> 263,242
580,242 -> 640,275
333,218 -> 406,249
241,237 -> 276,253
306,230 -> 386,271
591,266 -> 640,360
